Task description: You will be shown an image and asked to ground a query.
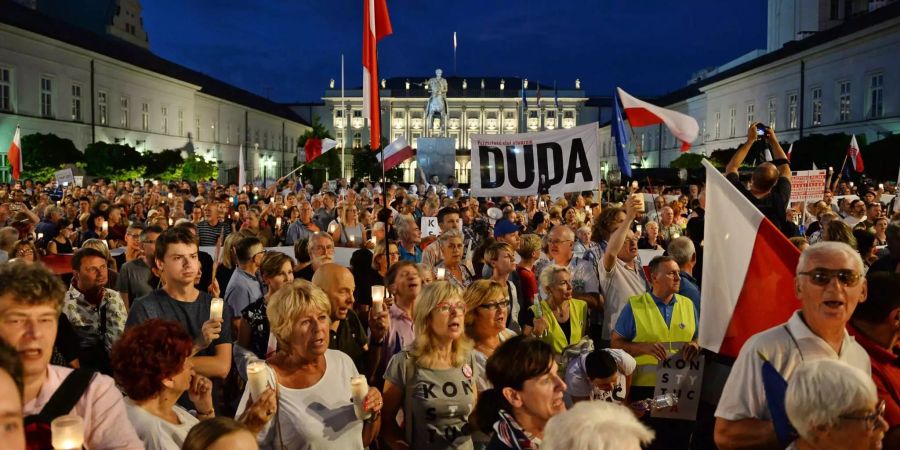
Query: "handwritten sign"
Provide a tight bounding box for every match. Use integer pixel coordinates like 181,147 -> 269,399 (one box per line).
789,170 -> 827,203
421,217 -> 440,237
652,351 -> 705,421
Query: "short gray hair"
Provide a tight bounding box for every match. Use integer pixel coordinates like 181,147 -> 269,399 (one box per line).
539,264 -> 570,295
796,241 -> 864,276
306,231 -> 334,253
542,401 -> 654,450
667,237 -> 695,267
437,228 -> 463,245
785,359 -> 877,440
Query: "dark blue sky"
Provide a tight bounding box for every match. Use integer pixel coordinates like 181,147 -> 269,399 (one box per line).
142,0 -> 767,103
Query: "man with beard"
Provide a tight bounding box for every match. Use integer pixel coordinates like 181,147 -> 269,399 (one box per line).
294,232 -> 335,281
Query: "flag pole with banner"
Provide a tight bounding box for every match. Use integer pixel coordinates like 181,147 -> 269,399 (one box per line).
7,125 -> 22,181
612,90 -> 632,179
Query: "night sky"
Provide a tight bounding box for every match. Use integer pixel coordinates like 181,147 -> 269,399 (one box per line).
142,0 -> 767,103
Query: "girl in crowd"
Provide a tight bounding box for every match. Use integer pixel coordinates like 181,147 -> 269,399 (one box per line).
239,252 -> 295,359
470,336 -> 567,450
382,281 -> 477,450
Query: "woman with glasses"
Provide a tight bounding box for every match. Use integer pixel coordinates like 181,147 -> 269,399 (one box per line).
434,229 -> 474,290
464,280 -> 517,392
522,265 -> 589,360
11,240 -> 39,264
331,203 -> 365,248
785,359 -> 887,450
46,219 -> 75,255
382,281 -> 477,450
239,252 -> 295,359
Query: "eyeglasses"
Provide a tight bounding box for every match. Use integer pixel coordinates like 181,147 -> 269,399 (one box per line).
435,302 -> 467,315
478,299 -> 511,311
549,239 -> 574,246
840,400 -> 886,430
126,233 -> 142,239
798,269 -> 863,287
15,249 -> 33,256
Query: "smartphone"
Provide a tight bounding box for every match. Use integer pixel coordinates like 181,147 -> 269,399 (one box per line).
756,123 -> 768,140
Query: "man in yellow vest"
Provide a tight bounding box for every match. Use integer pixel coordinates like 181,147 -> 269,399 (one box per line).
611,255 -> 699,450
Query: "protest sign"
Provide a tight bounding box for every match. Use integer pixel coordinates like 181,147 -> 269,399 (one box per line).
421,216 -> 440,237
789,170 -> 827,203
651,346 -> 705,421
55,168 -> 75,186
470,123 -> 598,197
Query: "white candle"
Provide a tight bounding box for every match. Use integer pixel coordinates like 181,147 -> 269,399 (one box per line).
879,183 -> 884,190
168,218 -> 173,226
350,375 -> 371,420
233,212 -> 240,221
56,200 -> 61,206
210,298 -> 224,320
37,232 -> 44,240
828,166 -> 833,173
850,182 -> 855,187
329,223 -> 338,234
349,235 -> 355,245
167,192 -> 173,199
275,217 -> 282,228
672,233 -> 681,239
369,236 -> 376,245
229,196 -> 234,204
371,286 -> 385,313
270,197 -> 275,204
246,361 -> 268,400
51,415 -> 84,450
635,225 -> 643,235
101,220 -> 108,232
436,268 -> 446,280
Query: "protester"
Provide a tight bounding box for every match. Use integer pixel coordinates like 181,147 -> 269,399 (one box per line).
181,417 -> 260,450
541,401 -> 654,450
464,280 -> 517,391
382,260 -> 421,373
238,252 -> 294,359
433,228 -> 474,289
523,265 -> 589,358
396,217 -> 423,263
223,236 -> 266,335
294,231 -> 334,280
382,281 -> 476,450
116,224 -> 162,308
331,202 -> 364,247
637,220 -> 666,250
11,240 -> 39,264
668,236 -> 701,314
484,242 -> 523,333
599,196 -> 647,344
515,233 -> 542,304
869,221 -> 899,273
565,347 -> 636,405
0,341 -> 25,450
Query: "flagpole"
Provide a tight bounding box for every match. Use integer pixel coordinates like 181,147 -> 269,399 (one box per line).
341,53 -> 345,180
832,154 -> 849,192
453,32 -> 457,76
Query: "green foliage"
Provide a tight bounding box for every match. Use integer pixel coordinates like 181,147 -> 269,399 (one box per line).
352,145 -> 403,182
790,133 -> 866,173
142,149 -> 184,180
181,154 -> 218,181
20,133 -> 83,182
84,142 -> 145,180
669,153 -> 714,170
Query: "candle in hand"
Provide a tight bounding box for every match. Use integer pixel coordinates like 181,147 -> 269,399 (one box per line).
349,235 -> 355,246
350,375 -> 371,420
101,221 -> 108,232
51,415 -> 84,450
210,298 -> 224,320
246,361 -> 268,400
436,268 -> 446,280
371,286 -> 385,313
276,217 -> 282,228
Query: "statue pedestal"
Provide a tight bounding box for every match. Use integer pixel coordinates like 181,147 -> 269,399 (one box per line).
416,138 -> 456,186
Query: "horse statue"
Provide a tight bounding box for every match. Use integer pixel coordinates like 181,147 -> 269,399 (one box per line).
423,69 -> 449,137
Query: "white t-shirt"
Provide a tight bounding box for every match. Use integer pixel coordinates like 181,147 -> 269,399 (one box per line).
565,348 -> 636,403
598,257 -> 647,340
124,400 -> 198,450
715,311 -> 871,421
236,350 -> 365,450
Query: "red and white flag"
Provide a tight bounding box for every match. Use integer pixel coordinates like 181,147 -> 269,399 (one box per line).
699,159 -> 801,357
786,142 -> 793,161
362,0 -> 393,150
376,136 -> 413,171
7,125 -> 21,180
617,87 -> 699,152
303,138 -> 337,164
848,134 -> 864,173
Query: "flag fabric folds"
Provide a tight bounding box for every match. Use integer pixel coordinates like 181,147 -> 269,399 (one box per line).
699,159 -> 801,357
362,0 -> 393,150
7,125 -> 21,180
612,91 -> 632,178
304,138 -> 338,164
554,81 -> 559,109
238,144 -> 246,187
617,87 -> 699,152
377,136 -> 413,171
758,352 -> 797,447
848,134 -> 864,173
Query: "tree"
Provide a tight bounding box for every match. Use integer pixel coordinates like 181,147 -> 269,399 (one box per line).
142,149 -> 184,180
669,153 -> 714,170
20,133 -> 83,181
84,142 -> 145,180
182,154 -> 218,181
297,116 -> 340,188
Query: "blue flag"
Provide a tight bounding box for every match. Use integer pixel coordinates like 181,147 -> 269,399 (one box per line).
613,91 -> 632,178
759,352 -> 797,447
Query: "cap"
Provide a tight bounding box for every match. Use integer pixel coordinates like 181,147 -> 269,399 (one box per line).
494,219 -> 518,237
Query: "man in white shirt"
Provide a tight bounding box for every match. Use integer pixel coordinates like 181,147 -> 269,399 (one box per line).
565,347 -> 636,405
599,196 -> 648,345
714,242 -> 872,450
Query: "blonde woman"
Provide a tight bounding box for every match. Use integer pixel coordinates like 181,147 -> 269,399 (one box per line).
523,265 -> 589,356
382,281 -> 477,450
235,279 -> 383,449
331,203 -> 365,248
464,280 -> 517,392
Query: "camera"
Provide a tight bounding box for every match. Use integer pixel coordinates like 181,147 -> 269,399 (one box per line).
756,123 -> 769,140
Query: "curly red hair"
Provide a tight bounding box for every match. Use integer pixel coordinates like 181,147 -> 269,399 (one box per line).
111,319 -> 193,401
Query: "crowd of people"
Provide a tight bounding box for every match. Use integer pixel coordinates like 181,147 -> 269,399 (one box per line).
0,124 -> 897,450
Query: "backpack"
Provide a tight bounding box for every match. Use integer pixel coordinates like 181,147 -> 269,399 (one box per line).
24,369 -> 94,450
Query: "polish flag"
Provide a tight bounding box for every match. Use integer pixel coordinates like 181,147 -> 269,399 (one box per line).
377,136 -> 413,171
238,144 -> 246,188
362,0 -> 393,150
847,134 -> 864,173
617,87 -> 699,152
304,138 -> 337,164
699,159 -> 801,357
786,142 -> 793,161
7,126 -> 21,180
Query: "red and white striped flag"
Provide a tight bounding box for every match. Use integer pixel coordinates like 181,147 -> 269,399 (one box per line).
617,87 -> 699,152
303,138 -> 337,164
377,136 -> 413,171
699,159 -> 801,357
362,0 -> 393,150
7,126 -> 21,180
848,134 -> 864,173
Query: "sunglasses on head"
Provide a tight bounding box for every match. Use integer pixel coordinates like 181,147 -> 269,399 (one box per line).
798,269 -> 862,287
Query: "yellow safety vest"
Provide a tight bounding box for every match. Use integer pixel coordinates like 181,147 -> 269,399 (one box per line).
630,292 -> 696,387
530,298 -> 588,355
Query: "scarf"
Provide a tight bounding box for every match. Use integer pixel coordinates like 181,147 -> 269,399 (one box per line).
493,409 -> 541,450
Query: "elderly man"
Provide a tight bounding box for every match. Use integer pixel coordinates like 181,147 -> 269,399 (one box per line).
611,255 -> 699,450
396,217 -> 423,263
657,206 -> 682,242
667,237 -> 700,314
312,263 -> 388,380
535,225 -> 601,310
295,231 -> 335,280
285,200 -> 319,246
714,242 -> 871,450
34,205 -> 62,243
196,201 -> 231,246
600,196 -> 648,344
844,199 -> 867,228
725,123 -> 793,236
848,272 -> 900,448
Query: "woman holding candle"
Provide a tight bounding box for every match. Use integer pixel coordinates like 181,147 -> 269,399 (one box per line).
78,212 -> 108,246
235,279 -> 383,449
433,229 -> 473,290
331,203 -> 365,248
239,252 -> 295,359
382,281 -> 477,450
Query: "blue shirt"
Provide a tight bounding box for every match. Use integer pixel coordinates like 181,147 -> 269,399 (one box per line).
613,292 -> 699,341
398,243 -> 422,263
677,271 -> 701,317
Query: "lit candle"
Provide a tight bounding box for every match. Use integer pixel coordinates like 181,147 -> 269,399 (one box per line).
672,233 -> 680,239
879,183 -> 884,190
350,375 -> 371,420
37,232 -> 44,240
275,217 -> 282,228
849,182 -> 855,188
210,298 -> 224,320
233,212 -> 240,221
635,225 -> 643,235
246,361 -> 269,400
369,236 -> 376,246
371,286 -> 385,313
329,223 -> 338,234
101,220 -> 108,232
168,218 -> 173,226
828,166 -> 834,173
51,415 -> 84,450
349,235 -> 356,245
436,267 -> 446,280
56,200 -> 61,206
167,192 -> 173,199
270,197 -> 275,204
229,196 -> 234,204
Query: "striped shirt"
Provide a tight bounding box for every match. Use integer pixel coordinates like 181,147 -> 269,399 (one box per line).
197,220 -> 231,246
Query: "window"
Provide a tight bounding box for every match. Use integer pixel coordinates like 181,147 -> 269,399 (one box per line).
767,98 -> 777,128
70,84 -> 82,121
141,102 -> 149,131
714,111 -> 720,139
729,107 -> 736,137
160,106 -> 168,134
868,73 -> 883,118
120,96 -> 129,128
746,103 -> 755,126
811,87 -> 822,126
177,109 -> 184,136
0,68 -> 11,111
787,93 -> 798,129
352,132 -> 362,149
839,81 -> 851,122
40,77 -> 53,118
98,92 -> 108,125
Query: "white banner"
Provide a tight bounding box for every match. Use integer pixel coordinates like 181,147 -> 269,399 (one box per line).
54,168 -> 75,186
470,123 -> 599,197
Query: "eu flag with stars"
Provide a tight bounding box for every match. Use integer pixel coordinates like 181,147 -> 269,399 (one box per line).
613,91 -> 632,178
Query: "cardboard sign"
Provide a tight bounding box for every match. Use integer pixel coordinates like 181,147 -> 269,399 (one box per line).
651,348 -> 705,421
54,168 -> 75,186
421,216 -> 441,237
789,170 -> 827,203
